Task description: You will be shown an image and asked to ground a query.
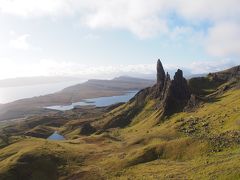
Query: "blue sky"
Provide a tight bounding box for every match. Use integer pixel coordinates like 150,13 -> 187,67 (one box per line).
0,0 -> 239,79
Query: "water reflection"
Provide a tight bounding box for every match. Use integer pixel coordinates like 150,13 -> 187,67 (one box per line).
47,131 -> 65,140
46,90 -> 138,111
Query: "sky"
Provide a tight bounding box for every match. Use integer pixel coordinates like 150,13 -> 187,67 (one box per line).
0,0 -> 239,80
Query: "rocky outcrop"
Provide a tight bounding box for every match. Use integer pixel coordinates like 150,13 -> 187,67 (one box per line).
155,59 -> 166,97
134,87 -> 152,106
208,65 -> 240,82
184,94 -> 202,111
159,69 -> 191,116
188,65 -> 240,97
134,60 -> 191,117
80,123 -> 96,135
157,59 -> 165,87
171,69 -> 191,101
133,60 -> 192,117
145,59 -> 191,117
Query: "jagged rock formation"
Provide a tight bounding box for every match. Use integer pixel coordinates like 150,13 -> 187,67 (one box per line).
100,60 -> 194,129
163,69 -> 190,116
102,60 -> 193,129
154,61 -> 191,116
156,59 -> 165,90
171,69 -> 191,103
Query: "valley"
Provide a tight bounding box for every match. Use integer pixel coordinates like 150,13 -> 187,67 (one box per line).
0,61 -> 239,179
0,77 -> 154,121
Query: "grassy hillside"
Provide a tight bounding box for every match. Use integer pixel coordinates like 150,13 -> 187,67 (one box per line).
0,87 -> 239,179
0,67 -> 239,179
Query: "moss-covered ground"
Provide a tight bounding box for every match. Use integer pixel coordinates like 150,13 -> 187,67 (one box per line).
0,88 -> 239,179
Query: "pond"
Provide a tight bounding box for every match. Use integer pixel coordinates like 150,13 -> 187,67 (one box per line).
47,131 -> 65,140
46,90 -> 138,111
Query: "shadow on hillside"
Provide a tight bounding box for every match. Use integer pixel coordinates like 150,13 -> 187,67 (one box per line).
205,94 -> 229,103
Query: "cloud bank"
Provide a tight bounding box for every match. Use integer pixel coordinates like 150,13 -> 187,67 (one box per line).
9,34 -> 31,50
0,0 -> 239,57
0,58 -> 236,80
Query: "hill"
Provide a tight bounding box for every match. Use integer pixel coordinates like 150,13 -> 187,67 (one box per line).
0,77 -> 154,121
0,61 -> 239,180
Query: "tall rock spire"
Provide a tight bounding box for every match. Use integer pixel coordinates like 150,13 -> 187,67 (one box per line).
155,59 -> 166,98
157,59 -> 165,85
161,69 -> 191,116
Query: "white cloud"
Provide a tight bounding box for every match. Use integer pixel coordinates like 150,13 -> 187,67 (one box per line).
0,58 -> 155,79
0,0 -> 69,17
0,58 -> 236,80
206,22 -> 240,57
177,0 -> 240,21
78,0 -> 171,38
9,34 -> 31,50
189,59 -> 236,74
0,0 -> 173,38
0,0 -> 240,56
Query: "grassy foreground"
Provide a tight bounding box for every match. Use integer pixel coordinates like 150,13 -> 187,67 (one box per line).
0,87 -> 239,179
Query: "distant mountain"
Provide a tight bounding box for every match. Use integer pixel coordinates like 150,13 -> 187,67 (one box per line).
113,76 -> 155,82
0,76 -> 155,121
62,76 -> 155,93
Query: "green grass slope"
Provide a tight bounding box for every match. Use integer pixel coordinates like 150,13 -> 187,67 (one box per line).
0,74 -> 239,179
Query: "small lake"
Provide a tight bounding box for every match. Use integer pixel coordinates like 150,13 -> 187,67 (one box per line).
47,131 -> 65,140
46,90 -> 138,111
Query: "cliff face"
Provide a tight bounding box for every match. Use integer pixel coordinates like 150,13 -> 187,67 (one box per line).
154,61 -> 191,116
164,70 -> 190,115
